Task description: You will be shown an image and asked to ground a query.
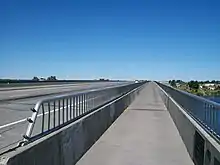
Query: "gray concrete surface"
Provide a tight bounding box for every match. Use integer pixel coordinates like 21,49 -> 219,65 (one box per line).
156,82 -> 220,165
76,82 -> 193,165
0,82 -> 128,153
0,83 -> 143,165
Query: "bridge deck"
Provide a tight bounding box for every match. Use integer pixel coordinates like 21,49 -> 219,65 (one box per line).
76,83 -> 194,165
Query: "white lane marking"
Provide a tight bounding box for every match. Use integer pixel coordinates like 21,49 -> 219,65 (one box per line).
0,119 -> 27,130
0,95 -> 101,131
3,85 -> 87,97
0,83 -> 91,92
1,82 -> 115,94
1,83 -> 116,100
9,95 -> 27,98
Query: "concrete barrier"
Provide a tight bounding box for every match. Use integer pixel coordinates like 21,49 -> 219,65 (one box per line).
156,83 -> 220,165
0,85 -> 144,165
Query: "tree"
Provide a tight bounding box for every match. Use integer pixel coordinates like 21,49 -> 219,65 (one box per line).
211,80 -> 216,84
176,80 -> 181,83
32,77 -> 39,81
47,76 -> 57,81
188,81 -> 199,90
170,80 -> 176,87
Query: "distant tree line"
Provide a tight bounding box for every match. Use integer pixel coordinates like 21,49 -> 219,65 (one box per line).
199,80 -> 220,84
168,80 -> 200,90
32,76 -> 57,81
99,78 -> 109,81
169,80 -> 177,87
0,76 -> 115,84
0,76 -> 58,84
168,80 -> 185,87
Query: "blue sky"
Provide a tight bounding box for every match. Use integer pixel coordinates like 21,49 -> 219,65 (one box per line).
0,0 -> 220,80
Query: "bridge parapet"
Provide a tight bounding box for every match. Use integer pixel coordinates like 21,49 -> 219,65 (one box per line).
156,82 -> 220,165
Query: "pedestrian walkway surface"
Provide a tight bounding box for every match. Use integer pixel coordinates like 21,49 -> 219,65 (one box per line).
76,83 -> 194,165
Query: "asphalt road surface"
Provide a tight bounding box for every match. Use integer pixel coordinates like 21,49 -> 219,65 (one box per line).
0,82 -> 129,153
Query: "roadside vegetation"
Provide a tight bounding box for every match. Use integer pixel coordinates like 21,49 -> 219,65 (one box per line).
169,80 -> 220,96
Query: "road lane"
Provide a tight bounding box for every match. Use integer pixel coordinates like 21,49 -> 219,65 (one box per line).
0,82 -> 124,101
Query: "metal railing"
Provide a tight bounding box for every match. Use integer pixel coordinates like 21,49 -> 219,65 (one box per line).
22,82 -> 145,145
157,82 -> 220,140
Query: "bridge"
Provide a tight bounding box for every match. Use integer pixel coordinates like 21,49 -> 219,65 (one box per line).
0,81 -> 220,165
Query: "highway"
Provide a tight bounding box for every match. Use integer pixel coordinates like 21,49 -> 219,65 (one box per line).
0,82 -> 128,153
0,82 -> 123,101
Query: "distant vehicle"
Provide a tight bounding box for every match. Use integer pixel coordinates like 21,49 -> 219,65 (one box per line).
135,80 -> 139,83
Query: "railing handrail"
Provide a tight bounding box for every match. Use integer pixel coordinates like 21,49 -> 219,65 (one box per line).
157,82 -> 220,141
161,83 -> 220,108
33,83 -> 132,111
22,82 -> 145,145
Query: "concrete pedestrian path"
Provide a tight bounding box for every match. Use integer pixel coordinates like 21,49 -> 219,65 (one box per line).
76,82 -> 194,165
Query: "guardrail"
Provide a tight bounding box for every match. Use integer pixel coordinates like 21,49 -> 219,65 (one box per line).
157,82 -> 220,141
22,82 -> 145,145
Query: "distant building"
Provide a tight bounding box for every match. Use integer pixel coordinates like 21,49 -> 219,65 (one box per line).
202,83 -> 216,90
204,83 -> 215,87
208,86 -> 216,90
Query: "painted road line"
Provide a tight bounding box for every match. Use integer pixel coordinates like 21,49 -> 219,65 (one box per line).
0,83 -> 93,91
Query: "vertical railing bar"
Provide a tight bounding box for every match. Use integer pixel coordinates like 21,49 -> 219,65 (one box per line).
66,98 -> 69,121
53,101 -> 56,128
41,104 -> 45,133
85,94 -> 87,112
87,93 -> 89,112
84,94 -> 86,113
48,102 -> 51,131
83,94 -> 85,114
58,100 -> 61,126
76,95 -> 78,117
209,105 -> 211,127
73,96 -> 75,118
80,94 -> 82,115
63,99 -> 65,124
70,97 -> 72,120
80,95 -> 82,115
82,94 -> 84,114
